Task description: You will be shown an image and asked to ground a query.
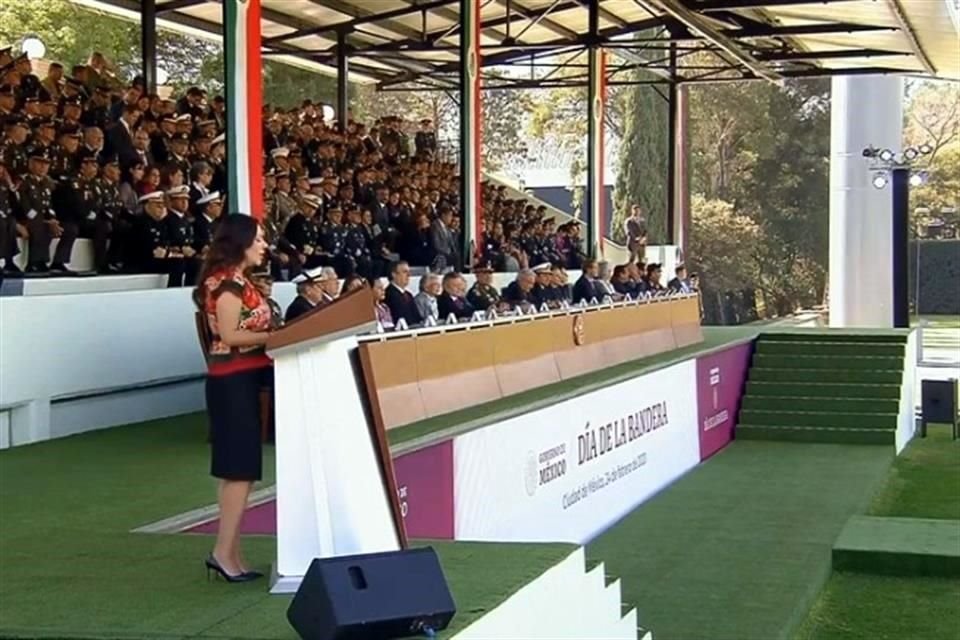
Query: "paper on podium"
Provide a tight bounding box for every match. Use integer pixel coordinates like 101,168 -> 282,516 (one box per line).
267,287 -> 405,593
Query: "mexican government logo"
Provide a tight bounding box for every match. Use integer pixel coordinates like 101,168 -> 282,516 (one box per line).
524,445 -> 567,497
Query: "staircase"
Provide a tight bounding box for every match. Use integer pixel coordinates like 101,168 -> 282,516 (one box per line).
737,331 -> 908,445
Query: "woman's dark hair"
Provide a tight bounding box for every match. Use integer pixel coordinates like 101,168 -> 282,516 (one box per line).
340,274 -> 366,296
192,214 -> 260,309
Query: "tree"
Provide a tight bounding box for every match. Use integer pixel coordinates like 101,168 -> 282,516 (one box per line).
611,73 -> 669,244
688,195 -> 760,291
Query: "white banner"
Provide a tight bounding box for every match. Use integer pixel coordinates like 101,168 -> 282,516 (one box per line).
454,360 -> 699,544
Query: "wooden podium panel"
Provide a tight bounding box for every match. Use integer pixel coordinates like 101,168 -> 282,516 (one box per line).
356,294 -> 704,434
267,287 -> 406,594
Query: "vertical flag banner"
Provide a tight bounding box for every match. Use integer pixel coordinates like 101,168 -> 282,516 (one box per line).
224,0 -> 264,220
587,48 -> 606,258
460,0 -> 482,264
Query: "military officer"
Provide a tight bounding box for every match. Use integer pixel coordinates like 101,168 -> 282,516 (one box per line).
270,171 -> 298,230
193,190 -> 222,260
343,206 -> 371,279
318,204 -> 349,276
49,124 -> 82,181
467,262 -> 503,312
98,153 -> 127,272
0,161 -> 21,276
164,184 -> 194,286
283,192 -> 322,269
129,191 -> 172,276
414,118 -> 437,157
19,148 -> 77,273
166,132 -> 191,179
1,115 -> 30,180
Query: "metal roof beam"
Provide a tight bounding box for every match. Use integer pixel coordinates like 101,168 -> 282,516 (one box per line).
497,0 -> 580,40
727,21 -> 898,38
694,0 -> 865,11
156,0 -> 206,13
753,47 -> 913,61
885,0 -> 937,75
634,0 -> 781,81
263,0 -> 456,45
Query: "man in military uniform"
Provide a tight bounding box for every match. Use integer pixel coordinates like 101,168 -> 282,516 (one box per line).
0,161 -> 21,276
164,185 -> 194,286
343,205 -> 371,279
193,190 -> 222,260
0,83 -> 16,121
414,118 -> 437,157
129,191 -> 172,276
166,132 -> 191,179
467,262 -> 502,312
283,192 -> 322,269
270,171 -> 298,230
55,151 -> 103,269
19,149 -> 77,273
318,204 -> 349,276
98,153 -> 127,272
26,118 -> 57,160
81,85 -> 111,131
59,95 -> 84,129
1,115 -> 30,180
49,124 -> 82,181
150,116 -> 176,165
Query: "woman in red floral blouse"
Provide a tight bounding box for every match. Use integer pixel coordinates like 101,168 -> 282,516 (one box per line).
192,214 -> 271,583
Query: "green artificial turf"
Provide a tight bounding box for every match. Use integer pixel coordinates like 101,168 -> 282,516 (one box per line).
388,325 -> 758,447
796,573 -> 960,640
869,426 -> 960,520
0,416 -> 574,640
798,427 -> 960,640
832,516 -> 960,577
586,441 -> 893,640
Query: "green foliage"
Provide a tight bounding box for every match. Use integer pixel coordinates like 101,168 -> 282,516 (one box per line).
687,195 -> 760,291
611,74 -> 669,243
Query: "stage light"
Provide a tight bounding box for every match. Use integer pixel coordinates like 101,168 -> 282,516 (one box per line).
878,148 -> 895,163
21,36 -> 45,60
919,143 -> 933,155
156,68 -> 169,85
321,104 -> 335,121
872,172 -> 888,189
909,171 -> 928,187
903,147 -> 918,161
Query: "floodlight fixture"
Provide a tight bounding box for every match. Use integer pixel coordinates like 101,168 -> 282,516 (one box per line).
919,143 -> 933,155
156,68 -> 169,85
878,148 -> 895,163
21,36 -> 45,60
909,171 -> 928,187
872,172 -> 888,189
903,147 -> 918,161
321,104 -> 335,121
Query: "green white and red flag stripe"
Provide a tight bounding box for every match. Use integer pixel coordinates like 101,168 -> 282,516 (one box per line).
223,0 -> 264,220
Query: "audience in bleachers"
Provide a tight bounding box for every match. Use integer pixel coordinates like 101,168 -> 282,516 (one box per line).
0,45 -> 700,333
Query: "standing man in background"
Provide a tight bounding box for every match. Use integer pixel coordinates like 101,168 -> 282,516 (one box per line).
624,204 -> 647,263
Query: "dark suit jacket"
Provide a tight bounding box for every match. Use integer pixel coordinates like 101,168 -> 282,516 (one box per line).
667,277 -> 691,293
105,121 -> 135,163
572,275 -> 601,305
385,283 -> 422,327
501,281 -> 535,307
284,295 -> 316,323
430,219 -> 458,269
437,292 -> 475,321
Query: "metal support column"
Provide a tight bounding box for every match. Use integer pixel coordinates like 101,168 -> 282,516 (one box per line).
586,1 -> 605,259
336,31 -> 350,132
460,0 -> 482,268
666,44 -> 678,247
891,167 -> 910,328
141,0 -> 157,94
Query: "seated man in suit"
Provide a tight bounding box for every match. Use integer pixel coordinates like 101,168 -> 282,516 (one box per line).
667,264 -> 693,293
572,258 -> 603,305
646,262 -> 666,293
384,260 -> 422,327
501,268 -> 537,312
437,272 -> 475,321
284,266 -> 337,322
414,272 -> 441,323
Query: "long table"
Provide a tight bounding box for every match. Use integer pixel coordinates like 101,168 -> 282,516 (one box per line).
358,294 -> 703,431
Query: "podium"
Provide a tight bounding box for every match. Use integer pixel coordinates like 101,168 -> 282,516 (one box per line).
266,288 -> 406,593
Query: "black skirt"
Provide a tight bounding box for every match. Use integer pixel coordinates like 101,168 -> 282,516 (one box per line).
205,366 -> 271,481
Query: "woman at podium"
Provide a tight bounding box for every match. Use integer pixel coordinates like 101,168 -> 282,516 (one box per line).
192,214 -> 272,583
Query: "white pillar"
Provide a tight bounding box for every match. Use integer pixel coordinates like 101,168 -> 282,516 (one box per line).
829,75 -> 903,328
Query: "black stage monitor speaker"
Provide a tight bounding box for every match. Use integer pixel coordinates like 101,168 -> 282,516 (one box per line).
921,379 -> 958,438
287,547 -> 456,640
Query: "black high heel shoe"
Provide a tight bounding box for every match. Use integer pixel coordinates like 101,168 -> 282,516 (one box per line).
205,554 -> 262,583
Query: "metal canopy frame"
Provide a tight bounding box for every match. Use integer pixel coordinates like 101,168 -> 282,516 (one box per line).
83,0 -> 956,92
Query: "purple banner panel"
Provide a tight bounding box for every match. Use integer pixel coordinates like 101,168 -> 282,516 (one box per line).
696,341 -> 753,461
393,439 -> 455,540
